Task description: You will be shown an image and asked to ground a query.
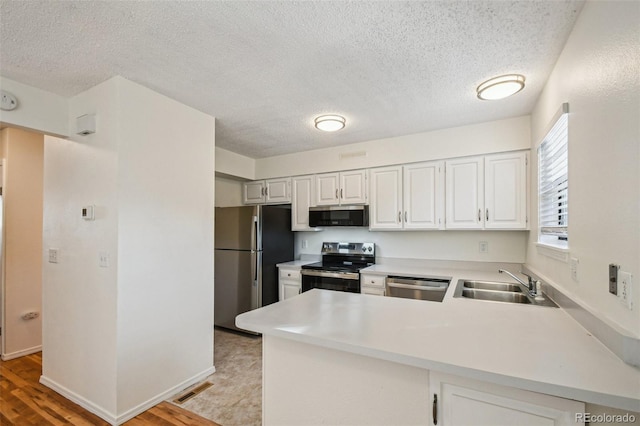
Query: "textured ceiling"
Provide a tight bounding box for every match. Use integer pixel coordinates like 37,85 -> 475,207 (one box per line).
0,1 -> 584,159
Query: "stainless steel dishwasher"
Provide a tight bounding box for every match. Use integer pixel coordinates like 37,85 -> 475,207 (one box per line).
386,276 -> 451,302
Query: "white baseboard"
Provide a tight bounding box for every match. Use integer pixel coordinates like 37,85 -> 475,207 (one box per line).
40,366 -> 216,425
1,344 -> 42,361
39,375 -> 118,424
115,366 -> 216,425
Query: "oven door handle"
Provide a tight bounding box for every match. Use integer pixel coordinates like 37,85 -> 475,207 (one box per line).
301,269 -> 359,280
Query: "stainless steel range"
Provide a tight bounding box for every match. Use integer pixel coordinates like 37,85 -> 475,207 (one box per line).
301,242 -> 375,293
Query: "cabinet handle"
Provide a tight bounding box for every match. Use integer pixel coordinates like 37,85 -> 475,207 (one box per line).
404,211 -> 408,222
340,188 -> 343,199
486,208 -> 489,221
261,187 -> 264,196
433,394 -> 438,425
478,209 -> 481,222
335,189 -> 339,199
265,186 -> 268,197
398,211 -> 402,223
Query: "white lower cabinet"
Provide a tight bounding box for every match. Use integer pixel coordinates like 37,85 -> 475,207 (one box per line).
278,267 -> 301,300
360,274 -> 386,296
429,372 -> 585,426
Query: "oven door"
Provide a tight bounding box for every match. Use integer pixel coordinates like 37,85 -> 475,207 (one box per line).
301,270 -> 360,293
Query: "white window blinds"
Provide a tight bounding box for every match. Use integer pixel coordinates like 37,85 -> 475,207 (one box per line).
538,108 -> 568,242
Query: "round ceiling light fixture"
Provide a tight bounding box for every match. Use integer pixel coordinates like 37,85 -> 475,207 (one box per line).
476,74 -> 526,100
314,114 -> 346,132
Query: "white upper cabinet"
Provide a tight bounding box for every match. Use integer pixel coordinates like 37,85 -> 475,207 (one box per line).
445,151 -> 528,230
291,175 -> 316,231
369,166 -> 403,229
484,151 -> 528,229
243,178 -> 291,205
370,161 -> 444,230
445,156 -> 484,229
403,161 -> 444,229
315,170 -> 367,206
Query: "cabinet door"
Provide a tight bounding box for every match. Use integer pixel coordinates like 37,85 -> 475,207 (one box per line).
445,157 -> 484,229
265,178 -> 291,204
315,173 -> 340,206
484,151 -> 528,229
340,169 -> 368,204
369,166 -> 403,230
282,283 -> 301,300
243,181 -> 265,204
404,161 -> 444,230
291,175 -> 316,231
278,268 -> 301,300
430,372 -> 585,426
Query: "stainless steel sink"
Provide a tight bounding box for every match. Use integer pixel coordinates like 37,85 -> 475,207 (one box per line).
462,280 -> 522,293
453,279 -> 558,307
461,288 -> 531,304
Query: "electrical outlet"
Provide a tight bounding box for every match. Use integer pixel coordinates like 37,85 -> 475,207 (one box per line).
99,251 -> 110,268
479,241 -> 488,253
570,257 -> 579,282
48,248 -> 59,263
302,239 -> 308,249
619,271 -> 633,310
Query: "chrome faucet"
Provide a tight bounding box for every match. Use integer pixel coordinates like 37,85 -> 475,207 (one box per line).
498,269 -> 538,296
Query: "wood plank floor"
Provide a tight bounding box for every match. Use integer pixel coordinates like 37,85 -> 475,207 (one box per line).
0,352 -> 220,425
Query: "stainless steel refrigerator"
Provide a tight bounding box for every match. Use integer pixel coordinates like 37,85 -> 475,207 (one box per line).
214,204 -> 294,332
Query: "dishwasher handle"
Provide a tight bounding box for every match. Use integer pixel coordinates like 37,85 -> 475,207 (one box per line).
387,276 -> 450,288
387,281 -> 448,291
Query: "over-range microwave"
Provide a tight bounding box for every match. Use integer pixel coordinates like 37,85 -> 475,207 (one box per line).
309,205 -> 369,227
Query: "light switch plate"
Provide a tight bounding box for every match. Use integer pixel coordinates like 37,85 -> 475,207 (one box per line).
619,271 -> 633,310
479,241 -> 488,253
570,257 -> 579,282
48,248 -> 59,264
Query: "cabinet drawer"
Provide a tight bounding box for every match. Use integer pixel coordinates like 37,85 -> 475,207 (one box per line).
362,286 -> 385,296
361,274 -> 385,288
279,268 -> 301,280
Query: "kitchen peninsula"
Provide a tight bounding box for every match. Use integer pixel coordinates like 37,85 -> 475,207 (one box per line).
236,273 -> 640,425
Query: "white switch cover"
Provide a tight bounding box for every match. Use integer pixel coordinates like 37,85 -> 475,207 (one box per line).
99,252 -> 110,268
302,239 -> 308,249
479,241 -> 488,253
619,271 -> 633,310
570,257 -> 579,282
48,248 -> 59,263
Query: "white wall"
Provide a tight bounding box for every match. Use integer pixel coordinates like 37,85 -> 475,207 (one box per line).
43,78 -> 120,414
255,116 -> 530,179
526,1 -> 640,336
42,76 -> 215,422
295,229 -> 527,263
115,77 -> 215,416
215,147 -> 255,180
0,128 -> 44,360
215,176 -> 244,207
0,77 -> 69,137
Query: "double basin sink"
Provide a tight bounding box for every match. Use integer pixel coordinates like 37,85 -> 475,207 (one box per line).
453,279 -> 558,307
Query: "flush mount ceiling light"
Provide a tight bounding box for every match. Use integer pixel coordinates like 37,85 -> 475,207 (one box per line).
314,114 -> 346,132
476,74 -> 526,100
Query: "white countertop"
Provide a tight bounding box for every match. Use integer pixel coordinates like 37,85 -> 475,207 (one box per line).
237,269 -> 640,412
276,260 -> 317,268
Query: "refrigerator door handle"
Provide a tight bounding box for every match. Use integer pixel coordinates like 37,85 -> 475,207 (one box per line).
253,250 -> 262,309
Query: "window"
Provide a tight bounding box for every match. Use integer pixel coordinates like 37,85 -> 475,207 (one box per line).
538,104 -> 569,247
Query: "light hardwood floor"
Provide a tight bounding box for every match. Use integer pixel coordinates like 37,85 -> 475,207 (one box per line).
0,352 -> 220,425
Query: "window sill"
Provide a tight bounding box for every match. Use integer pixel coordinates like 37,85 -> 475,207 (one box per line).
536,243 -> 570,263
